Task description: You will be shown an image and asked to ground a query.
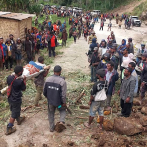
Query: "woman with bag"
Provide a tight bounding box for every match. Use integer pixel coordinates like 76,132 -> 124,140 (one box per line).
84,69 -> 108,129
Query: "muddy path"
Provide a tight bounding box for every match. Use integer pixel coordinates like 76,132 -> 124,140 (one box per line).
1,19 -> 147,147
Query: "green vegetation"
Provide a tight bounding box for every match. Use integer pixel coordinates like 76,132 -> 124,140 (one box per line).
132,0 -> 147,17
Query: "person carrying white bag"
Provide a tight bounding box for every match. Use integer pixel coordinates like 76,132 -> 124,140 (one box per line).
84,69 -> 108,130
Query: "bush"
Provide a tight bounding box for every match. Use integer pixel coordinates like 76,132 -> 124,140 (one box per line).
28,4 -> 42,16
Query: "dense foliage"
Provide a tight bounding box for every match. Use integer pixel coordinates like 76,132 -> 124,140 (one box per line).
0,0 -> 135,12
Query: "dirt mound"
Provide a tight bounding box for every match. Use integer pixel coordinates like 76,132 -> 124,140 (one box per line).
54,122 -> 66,133
103,120 -> 114,131
141,107 -> 147,115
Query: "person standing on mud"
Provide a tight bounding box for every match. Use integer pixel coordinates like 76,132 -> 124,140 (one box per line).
43,65 -> 67,132
84,69 -> 108,129
118,67 -> 136,117
34,56 -> 50,107
6,66 -> 26,135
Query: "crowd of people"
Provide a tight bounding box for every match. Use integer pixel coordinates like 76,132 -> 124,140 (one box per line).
2,9 -> 147,135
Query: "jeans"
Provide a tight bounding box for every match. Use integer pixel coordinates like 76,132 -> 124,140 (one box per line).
48,104 -> 66,131
91,66 -> 97,82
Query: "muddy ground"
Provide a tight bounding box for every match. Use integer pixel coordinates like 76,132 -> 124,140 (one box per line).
0,19 -> 147,147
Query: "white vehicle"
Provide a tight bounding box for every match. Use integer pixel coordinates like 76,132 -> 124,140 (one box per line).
73,7 -> 78,13
91,10 -> 101,16
61,6 -> 66,10
78,8 -> 83,13
130,16 -> 142,27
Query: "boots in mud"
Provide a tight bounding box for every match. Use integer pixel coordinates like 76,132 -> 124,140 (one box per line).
5,125 -> 16,135
16,116 -> 25,125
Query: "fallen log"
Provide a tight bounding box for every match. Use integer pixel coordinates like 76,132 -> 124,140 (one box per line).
75,90 -> 85,104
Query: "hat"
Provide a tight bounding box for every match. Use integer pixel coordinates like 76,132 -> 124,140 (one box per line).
103,53 -> 110,58
14,66 -> 23,74
54,65 -> 62,72
96,69 -> 105,78
142,53 -> 147,58
94,47 -> 98,51
125,67 -> 133,74
91,31 -> 95,34
0,37 -> 3,39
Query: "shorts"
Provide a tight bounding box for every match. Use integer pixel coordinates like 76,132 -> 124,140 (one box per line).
9,101 -> 22,119
15,53 -> 22,60
89,101 -> 105,117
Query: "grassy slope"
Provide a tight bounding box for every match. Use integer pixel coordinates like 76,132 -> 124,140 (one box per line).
131,0 -> 147,17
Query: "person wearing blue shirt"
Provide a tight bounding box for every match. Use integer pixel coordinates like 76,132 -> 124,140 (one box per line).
36,31 -> 42,54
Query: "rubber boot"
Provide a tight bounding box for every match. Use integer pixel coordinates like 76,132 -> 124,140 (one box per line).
16,116 -> 25,125
5,125 -> 16,135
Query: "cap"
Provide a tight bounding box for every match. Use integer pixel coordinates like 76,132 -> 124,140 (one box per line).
142,53 -> 147,58
94,47 -> 98,51
0,37 -> 3,39
54,65 -> 62,72
103,53 -> 110,58
91,31 -> 95,34
96,69 -> 105,78
101,39 -> 105,42
125,67 -> 133,74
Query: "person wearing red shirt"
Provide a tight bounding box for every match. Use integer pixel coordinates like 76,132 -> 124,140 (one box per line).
47,32 -> 57,57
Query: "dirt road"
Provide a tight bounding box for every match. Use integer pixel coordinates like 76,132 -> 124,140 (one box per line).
1,19 -> 147,147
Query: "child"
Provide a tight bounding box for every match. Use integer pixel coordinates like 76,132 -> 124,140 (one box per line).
107,21 -> 112,31
73,30 -> 77,43
5,39 -> 14,71
16,38 -> 23,66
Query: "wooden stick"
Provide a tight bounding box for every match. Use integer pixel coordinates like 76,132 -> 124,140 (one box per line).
75,90 -> 85,104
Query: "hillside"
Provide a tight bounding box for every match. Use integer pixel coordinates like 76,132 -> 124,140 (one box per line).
110,0 -> 146,15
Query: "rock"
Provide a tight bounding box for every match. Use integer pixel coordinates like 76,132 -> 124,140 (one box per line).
0,139 -> 8,147
103,120 -> 114,131
140,116 -> 147,126
114,118 -> 143,136
141,107 -> 147,115
54,122 -> 66,133
133,98 -> 141,106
